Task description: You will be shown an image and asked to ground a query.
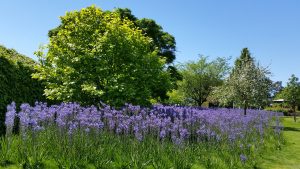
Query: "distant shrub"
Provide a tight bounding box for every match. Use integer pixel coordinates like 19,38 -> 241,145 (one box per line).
264,106 -> 293,116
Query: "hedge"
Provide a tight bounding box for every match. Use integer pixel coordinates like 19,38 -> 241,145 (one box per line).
0,45 -> 45,135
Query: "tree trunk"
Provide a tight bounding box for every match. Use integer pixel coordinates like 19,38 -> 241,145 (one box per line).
243,105 -> 247,116
197,100 -> 202,107
293,105 -> 297,122
243,101 -> 248,116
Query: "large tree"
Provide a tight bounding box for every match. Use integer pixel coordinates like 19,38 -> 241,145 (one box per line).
33,6 -> 172,107
176,56 -> 230,106
213,48 -> 272,115
48,7 -> 181,102
276,74 -> 300,122
110,8 -> 182,101
107,8 -> 177,65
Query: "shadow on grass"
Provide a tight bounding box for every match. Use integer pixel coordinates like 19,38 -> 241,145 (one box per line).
283,127 -> 300,132
0,160 -> 15,167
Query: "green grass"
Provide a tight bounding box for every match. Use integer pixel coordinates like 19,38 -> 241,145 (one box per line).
258,117 -> 300,169
0,127 -> 281,169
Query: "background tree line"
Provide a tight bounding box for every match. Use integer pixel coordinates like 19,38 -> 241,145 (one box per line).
168,48 -> 273,115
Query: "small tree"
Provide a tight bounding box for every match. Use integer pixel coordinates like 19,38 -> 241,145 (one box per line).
276,74 -> 300,122
177,56 -> 230,106
213,48 -> 271,115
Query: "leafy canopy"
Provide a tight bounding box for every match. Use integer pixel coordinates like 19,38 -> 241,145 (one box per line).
212,48 -> 272,114
276,75 -> 300,112
48,8 -> 180,102
33,6 -> 171,107
172,56 -> 230,106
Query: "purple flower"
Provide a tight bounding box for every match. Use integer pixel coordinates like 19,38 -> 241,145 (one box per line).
159,130 -> 166,139
135,132 -> 143,141
179,128 -> 189,139
4,101 -> 279,148
68,122 -> 78,135
85,128 -> 90,133
5,102 -> 16,135
116,127 -> 122,134
240,154 -> 247,164
33,125 -> 44,131
19,103 -> 32,133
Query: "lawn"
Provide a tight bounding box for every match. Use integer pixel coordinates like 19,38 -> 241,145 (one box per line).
258,117 -> 300,169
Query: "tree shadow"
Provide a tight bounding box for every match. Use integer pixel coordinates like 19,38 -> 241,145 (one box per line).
283,127 -> 300,132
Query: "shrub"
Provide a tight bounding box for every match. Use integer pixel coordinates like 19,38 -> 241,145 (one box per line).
264,106 -> 292,116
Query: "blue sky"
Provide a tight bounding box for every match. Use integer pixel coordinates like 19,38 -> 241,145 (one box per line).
1,0 -> 299,85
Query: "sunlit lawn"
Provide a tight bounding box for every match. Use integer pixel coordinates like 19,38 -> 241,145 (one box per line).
258,117 -> 300,169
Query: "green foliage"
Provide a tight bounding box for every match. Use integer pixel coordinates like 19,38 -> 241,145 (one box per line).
275,75 -> 300,121
276,75 -> 300,112
166,89 -> 186,105
233,48 -> 254,70
115,9 -> 182,101
270,81 -> 284,98
212,48 -> 272,114
0,45 -> 45,135
175,56 -> 230,106
264,106 -> 293,116
48,7 -> 181,102
34,6 -> 172,107
111,8 -> 177,64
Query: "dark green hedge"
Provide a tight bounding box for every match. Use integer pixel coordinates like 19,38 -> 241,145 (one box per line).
0,45 -> 45,135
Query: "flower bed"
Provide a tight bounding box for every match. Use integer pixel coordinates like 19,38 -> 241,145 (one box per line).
1,102 -> 284,168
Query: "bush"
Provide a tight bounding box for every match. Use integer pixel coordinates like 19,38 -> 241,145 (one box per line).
264,106 -> 293,116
